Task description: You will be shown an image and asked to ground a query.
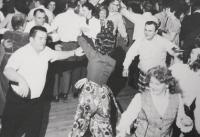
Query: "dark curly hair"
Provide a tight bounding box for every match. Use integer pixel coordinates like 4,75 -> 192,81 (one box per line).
145,66 -> 177,93
190,54 -> 200,72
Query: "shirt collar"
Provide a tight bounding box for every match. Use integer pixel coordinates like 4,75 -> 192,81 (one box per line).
143,12 -> 152,17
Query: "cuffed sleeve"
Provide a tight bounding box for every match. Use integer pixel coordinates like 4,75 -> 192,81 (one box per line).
123,40 -> 140,69
176,94 -> 193,133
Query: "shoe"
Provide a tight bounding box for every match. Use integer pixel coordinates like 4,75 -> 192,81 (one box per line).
62,94 -> 68,100
73,92 -> 79,98
73,89 -> 80,98
52,95 -> 59,102
59,93 -> 68,100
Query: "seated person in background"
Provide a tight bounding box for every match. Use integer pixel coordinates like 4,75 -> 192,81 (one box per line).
117,66 -> 193,137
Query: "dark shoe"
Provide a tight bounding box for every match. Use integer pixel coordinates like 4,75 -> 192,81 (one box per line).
59,93 -> 68,100
62,94 -> 68,100
73,89 -> 80,98
73,92 -> 79,98
52,96 -> 59,102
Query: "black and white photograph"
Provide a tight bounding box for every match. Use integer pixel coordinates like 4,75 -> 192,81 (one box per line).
0,0 -> 200,137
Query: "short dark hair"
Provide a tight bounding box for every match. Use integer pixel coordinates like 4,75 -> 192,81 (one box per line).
82,1 -> 97,16
67,0 -> 78,9
45,0 -> 56,7
142,0 -> 154,13
98,6 -> 109,18
33,8 -> 46,16
11,14 -> 26,31
127,2 -> 143,14
29,26 -> 47,38
190,56 -> 200,72
145,21 -> 159,30
166,1 -> 188,19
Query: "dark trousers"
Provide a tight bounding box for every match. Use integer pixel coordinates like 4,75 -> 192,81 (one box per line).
53,41 -> 87,97
0,87 -> 44,137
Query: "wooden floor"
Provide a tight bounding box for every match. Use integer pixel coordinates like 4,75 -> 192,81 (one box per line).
0,86 -> 136,137
44,86 -> 136,137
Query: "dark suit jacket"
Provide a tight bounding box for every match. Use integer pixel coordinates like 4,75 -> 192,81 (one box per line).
181,12 -> 200,62
180,12 -> 200,41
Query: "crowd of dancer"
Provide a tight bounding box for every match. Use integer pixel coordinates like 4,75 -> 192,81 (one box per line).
0,0 -> 200,137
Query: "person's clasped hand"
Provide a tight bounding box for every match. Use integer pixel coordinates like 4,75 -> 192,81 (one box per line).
74,47 -> 85,56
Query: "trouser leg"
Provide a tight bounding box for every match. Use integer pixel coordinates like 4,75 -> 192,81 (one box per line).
0,88 -> 27,137
61,70 -> 71,94
0,88 -> 43,137
137,70 -> 147,92
24,101 -> 44,137
71,63 -> 82,96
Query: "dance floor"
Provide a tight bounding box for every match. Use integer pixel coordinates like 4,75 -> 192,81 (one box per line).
0,86 -> 135,137
44,86 -> 135,137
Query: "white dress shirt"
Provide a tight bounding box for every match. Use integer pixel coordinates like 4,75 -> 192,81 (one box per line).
121,9 -> 157,41
107,12 -> 127,38
82,17 -> 101,40
24,20 -> 52,33
51,9 -> 86,42
5,44 -> 58,99
170,63 -> 200,106
123,35 -> 175,72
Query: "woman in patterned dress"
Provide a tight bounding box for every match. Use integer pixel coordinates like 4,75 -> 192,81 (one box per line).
69,5 -> 120,137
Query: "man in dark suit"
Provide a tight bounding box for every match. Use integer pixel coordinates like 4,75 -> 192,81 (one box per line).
180,0 -> 200,63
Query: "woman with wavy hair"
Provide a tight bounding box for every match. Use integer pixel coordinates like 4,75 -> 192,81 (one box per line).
117,66 -> 193,137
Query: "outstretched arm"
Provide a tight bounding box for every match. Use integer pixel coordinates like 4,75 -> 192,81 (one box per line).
50,47 -> 84,62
